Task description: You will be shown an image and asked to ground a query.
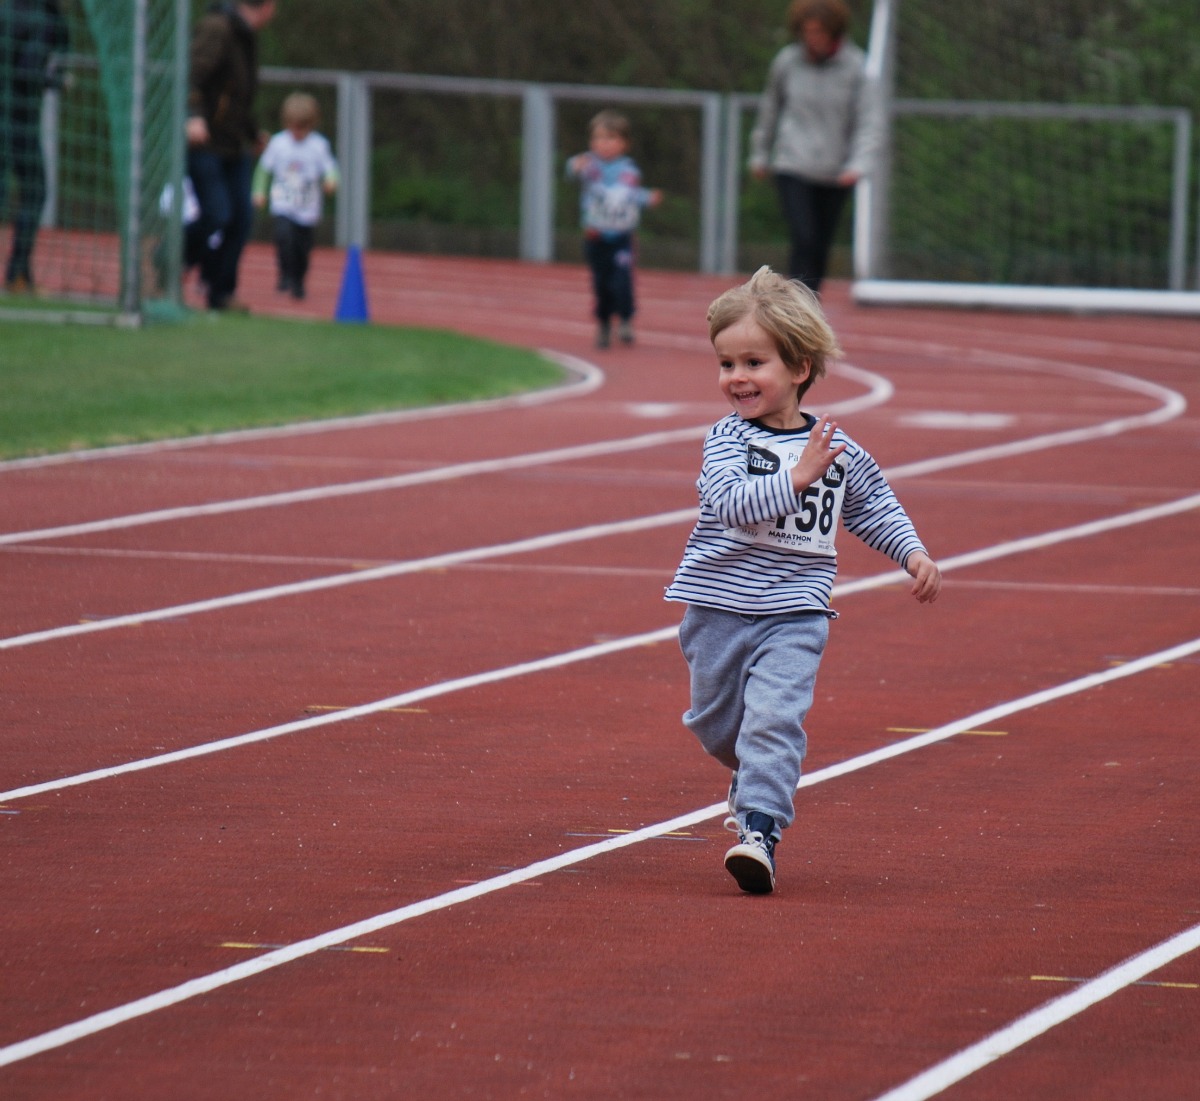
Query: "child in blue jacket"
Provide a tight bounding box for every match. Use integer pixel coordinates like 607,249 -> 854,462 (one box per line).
566,110 -> 661,348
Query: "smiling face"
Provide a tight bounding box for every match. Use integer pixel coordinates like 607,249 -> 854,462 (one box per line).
715,313 -> 811,430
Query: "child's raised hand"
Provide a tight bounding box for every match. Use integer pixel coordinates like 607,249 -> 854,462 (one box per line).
905,551 -> 942,604
791,414 -> 846,490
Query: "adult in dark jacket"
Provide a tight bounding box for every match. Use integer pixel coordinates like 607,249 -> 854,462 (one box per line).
0,0 -> 68,293
186,0 -> 276,310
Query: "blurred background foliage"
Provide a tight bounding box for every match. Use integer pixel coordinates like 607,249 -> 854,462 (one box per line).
254,0 -> 804,91
242,0 -> 873,270
193,0 -> 1199,280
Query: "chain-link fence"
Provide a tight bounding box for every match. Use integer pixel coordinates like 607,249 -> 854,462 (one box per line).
1,0 -> 186,322
871,0 -> 1197,290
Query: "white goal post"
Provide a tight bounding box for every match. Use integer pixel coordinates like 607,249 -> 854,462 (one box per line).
852,0 -> 1200,316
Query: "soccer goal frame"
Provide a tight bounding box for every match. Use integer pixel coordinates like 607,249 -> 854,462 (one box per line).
0,0 -> 188,325
851,0 -> 1200,316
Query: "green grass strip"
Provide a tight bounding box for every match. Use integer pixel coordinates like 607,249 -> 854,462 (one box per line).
0,313 -> 566,459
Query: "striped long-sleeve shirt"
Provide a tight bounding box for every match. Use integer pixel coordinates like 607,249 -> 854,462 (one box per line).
665,413 -> 926,615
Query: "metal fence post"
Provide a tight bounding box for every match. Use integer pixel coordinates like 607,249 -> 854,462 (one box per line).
334,73 -> 354,249
121,0 -> 148,316
39,91 -> 59,230
1167,109 -> 1189,291
520,84 -> 555,262
856,0 -> 898,280
699,93 -> 722,274
332,72 -> 371,248
719,94 -> 757,275
346,75 -> 371,248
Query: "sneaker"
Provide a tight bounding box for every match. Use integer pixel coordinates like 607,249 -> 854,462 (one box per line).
618,319 -> 634,345
727,771 -> 738,817
595,320 -> 611,349
724,812 -> 776,894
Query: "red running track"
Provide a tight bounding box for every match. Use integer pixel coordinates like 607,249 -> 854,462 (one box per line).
1,244 -> 1199,1100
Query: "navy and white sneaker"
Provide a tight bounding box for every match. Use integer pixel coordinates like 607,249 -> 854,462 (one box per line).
723,811 -> 777,894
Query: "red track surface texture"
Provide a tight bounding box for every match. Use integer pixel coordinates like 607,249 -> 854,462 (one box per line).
2,245 -> 1199,1100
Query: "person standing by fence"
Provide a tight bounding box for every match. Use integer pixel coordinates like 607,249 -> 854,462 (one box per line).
185,0 -> 277,311
748,0 -> 880,294
0,0 -> 68,295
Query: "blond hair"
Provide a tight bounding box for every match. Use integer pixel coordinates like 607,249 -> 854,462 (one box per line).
707,266 -> 842,394
281,92 -> 319,132
588,109 -> 632,142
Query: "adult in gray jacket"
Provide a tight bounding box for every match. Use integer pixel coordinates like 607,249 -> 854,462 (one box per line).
749,0 -> 880,294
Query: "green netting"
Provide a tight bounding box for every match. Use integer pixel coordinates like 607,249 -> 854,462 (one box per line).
882,0 -> 1198,289
0,0 -> 185,319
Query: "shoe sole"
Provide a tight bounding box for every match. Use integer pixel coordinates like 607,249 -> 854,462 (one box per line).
724,844 -> 775,894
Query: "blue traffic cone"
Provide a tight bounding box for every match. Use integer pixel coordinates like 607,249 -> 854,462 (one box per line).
334,244 -> 370,323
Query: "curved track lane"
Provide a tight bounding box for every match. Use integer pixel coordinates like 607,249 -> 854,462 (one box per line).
2,247 -> 1198,1099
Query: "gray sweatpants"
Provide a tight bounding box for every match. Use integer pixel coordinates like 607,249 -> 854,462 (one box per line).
678,604 -> 830,837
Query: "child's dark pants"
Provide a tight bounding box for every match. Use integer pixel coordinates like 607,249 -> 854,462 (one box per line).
584,232 -> 635,322
272,214 -> 314,296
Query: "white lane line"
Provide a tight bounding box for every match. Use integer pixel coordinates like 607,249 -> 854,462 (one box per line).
796,635 -> 1200,788
0,545 -> 676,582
4,486 -> 1198,655
0,510 -> 698,651
0,369 -> 895,649
869,922 -> 1200,1101
6,491 -> 1199,800
0,362 -> 889,547
946,578 -> 1200,598
882,404 -> 1184,482
945,582 -> 1200,599
0,545 -> 391,569
0,628 -> 678,802
850,342 -> 1188,478
880,492 -> 1200,575
0,426 -> 710,547
2,633 -> 1195,1070
0,350 -> 605,473
879,364 -> 1184,482
899,412 -> 1014,430
3,350 -> 1178,547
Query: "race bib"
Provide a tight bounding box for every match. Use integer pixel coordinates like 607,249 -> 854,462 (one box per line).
584,183 -> 641,233
271,165 -> 319,220
729,442 -> 846,556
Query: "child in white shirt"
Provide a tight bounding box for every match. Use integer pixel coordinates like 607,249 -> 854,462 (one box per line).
252,92 -> 339,300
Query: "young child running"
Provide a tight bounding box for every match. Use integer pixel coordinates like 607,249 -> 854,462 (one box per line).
252,92 -> 340,300
665,266 -> 941,895
566,109 -> 662,348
